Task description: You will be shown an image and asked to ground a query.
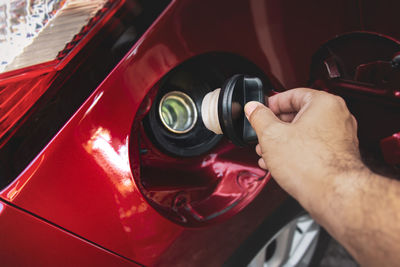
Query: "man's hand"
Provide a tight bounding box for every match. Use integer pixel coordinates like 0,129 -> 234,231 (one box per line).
244,88 -> 400,267
244,88 -> 363,213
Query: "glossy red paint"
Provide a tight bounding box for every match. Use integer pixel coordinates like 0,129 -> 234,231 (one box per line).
0,71 -> 56,147
0,200 -> 138,266
133,129 -> 271,226
0,0 -> 123,147
0,0 -> 389,266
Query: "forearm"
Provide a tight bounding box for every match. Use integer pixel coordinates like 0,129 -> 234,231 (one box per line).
312,169 -> 400,266
245,89 -> 400,265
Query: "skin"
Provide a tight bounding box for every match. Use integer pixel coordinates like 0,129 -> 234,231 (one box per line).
244,88 -> 400,267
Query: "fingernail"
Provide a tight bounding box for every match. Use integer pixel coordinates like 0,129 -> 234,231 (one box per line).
244,101 -> 260,118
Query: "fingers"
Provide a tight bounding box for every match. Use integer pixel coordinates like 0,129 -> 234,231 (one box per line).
278,112 -> 296,122
268,88 -> 315,115
244,101 -> 281,136
256,144 -> 262,156
258,158 -> 267,169
256,145 -> 267,170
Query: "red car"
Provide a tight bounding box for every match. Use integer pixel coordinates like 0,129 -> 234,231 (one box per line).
0,0 -> 399,266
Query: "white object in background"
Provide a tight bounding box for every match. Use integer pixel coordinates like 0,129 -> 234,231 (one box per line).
0,0 -> 107,73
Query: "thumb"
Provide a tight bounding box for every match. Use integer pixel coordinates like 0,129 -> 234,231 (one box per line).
244,101 -> 281,136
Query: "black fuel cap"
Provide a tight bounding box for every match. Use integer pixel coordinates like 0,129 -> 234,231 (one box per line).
218,74 -> 266,146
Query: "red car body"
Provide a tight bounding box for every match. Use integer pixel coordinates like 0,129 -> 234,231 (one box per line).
0,0 -> 399,266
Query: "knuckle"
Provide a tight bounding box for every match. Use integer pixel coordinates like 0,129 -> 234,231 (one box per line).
335,95 -> 346,105
335,95 -> 347,108
296,87 -> 315,94
351,115 -> 358,128
315,90 -> 330,98
320,93 -> 346,110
